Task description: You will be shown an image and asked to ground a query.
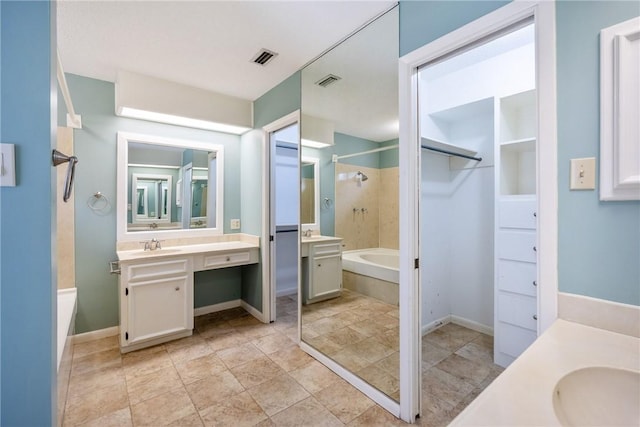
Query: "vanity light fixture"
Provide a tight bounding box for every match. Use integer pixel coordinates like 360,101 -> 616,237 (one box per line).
118,107 -> 252,135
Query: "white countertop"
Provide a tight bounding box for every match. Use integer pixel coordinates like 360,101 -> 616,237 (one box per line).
117,241 -> 259,262
450,319 -> 640,426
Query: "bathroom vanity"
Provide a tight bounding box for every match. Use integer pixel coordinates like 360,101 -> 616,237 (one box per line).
301,236 -> 343,305
116,237 -> 259,352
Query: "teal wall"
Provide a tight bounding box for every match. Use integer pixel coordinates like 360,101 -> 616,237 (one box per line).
1,2 -> 56,424
399,0 -> 640,305
556,1 -> 640,305
59,74 -> 246,333
253,72 -> 302,129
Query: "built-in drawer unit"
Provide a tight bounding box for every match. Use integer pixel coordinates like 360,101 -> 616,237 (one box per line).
498,198 -> 537,229
311,242 -> 341,256
497,292 -> 537,330
497,260 -> 537,297
496,322 -> 537,359
125,258 -> 190,282
497,230 -> 537,263
196,250 -> 252,271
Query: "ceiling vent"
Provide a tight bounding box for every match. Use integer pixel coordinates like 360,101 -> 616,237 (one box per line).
315,74 -> 342,88
251,48 -> 278,66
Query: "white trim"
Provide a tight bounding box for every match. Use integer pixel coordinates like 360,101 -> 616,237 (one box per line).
400,0 -> 558,421
193,299 -> 241,316
261,111 -> 301,324
240,300 -> 266,323
450,315 -> 493,336
421,315 -> 450,336
300,341 -> 401,418
72,326 -> 120,344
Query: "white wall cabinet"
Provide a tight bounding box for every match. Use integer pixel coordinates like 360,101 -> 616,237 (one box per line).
302,240 -> 342,304
494,89 -> 538,368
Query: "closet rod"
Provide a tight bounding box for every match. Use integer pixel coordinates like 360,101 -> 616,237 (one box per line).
421,144 -> 482,162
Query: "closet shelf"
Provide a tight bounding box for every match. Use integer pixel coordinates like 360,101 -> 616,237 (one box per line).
421,137 -> 481,161
501,136 -> 536,146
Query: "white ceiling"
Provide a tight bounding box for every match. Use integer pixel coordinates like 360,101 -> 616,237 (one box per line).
57,0 -> 396,102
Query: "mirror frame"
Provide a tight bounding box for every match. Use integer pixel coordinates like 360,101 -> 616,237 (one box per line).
300,156 -> 320,231
131,173 -> 173,224
117,131 -> 225,242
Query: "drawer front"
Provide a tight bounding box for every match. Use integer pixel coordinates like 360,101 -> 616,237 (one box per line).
497,260 -> 537,297
498,198 -> 537,229
203,251 -> 251,269
497,292 -> 537,330
498,230 -> 537,263
496,322 -> 537,359
311,243 -> 341,257
126,258 -> 190,282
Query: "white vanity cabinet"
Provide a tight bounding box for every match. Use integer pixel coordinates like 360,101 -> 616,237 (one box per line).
119,257 -> 194,351
302,239 -> 343,304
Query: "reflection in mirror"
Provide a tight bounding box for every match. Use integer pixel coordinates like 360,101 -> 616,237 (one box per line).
117,132 -> 224,240
300,6 -> 399,402
300,157 -> 319,228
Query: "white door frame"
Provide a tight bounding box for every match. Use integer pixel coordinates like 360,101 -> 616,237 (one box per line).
398,1 -> 557,421
261,111 -> 301,325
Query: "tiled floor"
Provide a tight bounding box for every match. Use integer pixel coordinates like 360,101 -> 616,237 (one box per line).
301,289 -> 400,400
63,294 -> 502,427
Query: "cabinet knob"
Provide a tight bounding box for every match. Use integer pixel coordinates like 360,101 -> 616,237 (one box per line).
533,246 -> 537,252
533,212 -> 537,217
175,287 -> 180,291
317,264 -> 321,267
533,280 -> 537,287
226,256 -> 231,262
533,314 -> 538,320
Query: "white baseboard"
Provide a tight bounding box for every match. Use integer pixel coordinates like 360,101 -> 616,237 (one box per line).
421,315 -> 450,336
276,287 -> 297,298
241,300 -> 265,323
450,315 -> 493,336
194,299 -> 241,316
421,315 -> 493,337
72,326 -> 119,344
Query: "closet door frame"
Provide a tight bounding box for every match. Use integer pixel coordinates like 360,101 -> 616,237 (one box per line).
398,1 -> 558,420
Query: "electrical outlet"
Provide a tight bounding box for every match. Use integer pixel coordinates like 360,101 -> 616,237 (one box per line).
570,157 -> 596,190
230,219 -> 241,230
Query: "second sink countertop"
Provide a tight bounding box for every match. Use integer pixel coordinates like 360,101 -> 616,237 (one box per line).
117,241 -> 259,262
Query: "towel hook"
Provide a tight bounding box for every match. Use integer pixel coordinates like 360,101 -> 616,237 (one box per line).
52,149 -> 78,202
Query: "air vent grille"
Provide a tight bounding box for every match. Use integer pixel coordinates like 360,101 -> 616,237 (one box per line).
251,49 -> 278,66
315,74 -> 342,87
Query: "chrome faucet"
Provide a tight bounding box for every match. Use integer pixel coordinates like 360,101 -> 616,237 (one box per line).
142,238 -> 162,251
303,229 -> 313,238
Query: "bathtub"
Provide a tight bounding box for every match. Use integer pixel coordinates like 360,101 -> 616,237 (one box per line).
57,288 -> 77,371
342,248 -> 399,305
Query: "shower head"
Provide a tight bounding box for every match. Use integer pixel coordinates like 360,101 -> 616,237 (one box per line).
356,171 -> 368,182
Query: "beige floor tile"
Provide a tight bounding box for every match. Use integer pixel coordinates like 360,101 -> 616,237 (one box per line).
314,379 -> 375,424
346,405 -> 406,426
282,325 -> 300,342
130,387 -> 197,426
329,310 -> 363,325
126,365 -> 183,405
199,391 -> 268,427
435,354 -> 491,387
64,381 -> 129,426
323,326 -> 368,347
67,365 -> 126,401
441,323 -> 481,343
421,391 -> 455,414
196,321 -> 236,340
227,313 -> 262,327
454,341 -> 493,365
422,367 -> 475,408
273,314 -> 298,331
185,370 -> 245,411
306,316 -> 349,335
235,323 -> 278,341
247,373 -> 310,416
163,334 -> 205,352
473,333 -> 494,349
71,348 -> 122,377
356,365 -> 399,398
167,340 -> 214,364
77,407 -> 132,427
252,331 -> 296,354
375,329 -> 400,351
289,360 -> 341,394
422,329 -> 468,353
216,342 -> 264,369
330,348 -> 372,372
268,346 -> 314,372
174,353 -> 228,385
73,336 -> 119,360
230,355 -> 285,389
166,413 -> 204,427
345,337 -> 395,364
254,418 -> 277,427
205,331 -> 246,351
348,320 -> 384,337
421,341 -> 452,369
122,348 -> 173,379
269,396 -> 343,427
374,352 -> 400,379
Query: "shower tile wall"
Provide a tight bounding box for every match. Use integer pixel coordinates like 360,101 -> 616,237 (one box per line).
301,178 -> 314,225
57,126 -> 75,289
335,163 -> 398,251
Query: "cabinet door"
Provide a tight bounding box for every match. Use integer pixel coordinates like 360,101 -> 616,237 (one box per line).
125,274 -> 193,345
310,254 -> 342,300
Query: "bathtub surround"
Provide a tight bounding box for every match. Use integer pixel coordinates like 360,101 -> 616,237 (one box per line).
56,127 -> 76,290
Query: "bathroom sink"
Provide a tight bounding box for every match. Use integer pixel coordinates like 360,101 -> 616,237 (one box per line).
133,248 -> 183,256
552,367 -> 640,426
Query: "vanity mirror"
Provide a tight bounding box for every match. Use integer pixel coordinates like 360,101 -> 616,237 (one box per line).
117,132 -> 224,241
300,6 -> 400,402
300,157 -> 319,229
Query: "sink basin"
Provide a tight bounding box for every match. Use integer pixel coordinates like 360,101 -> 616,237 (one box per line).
553,367 -> 640,426
134,248 -> 183,256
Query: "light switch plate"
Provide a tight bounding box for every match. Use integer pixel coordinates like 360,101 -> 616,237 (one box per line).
230,219 -> 240,230
570,157 -> 596,190
0,143 -> 16,187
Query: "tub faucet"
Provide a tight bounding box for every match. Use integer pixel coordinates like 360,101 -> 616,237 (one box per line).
142,238 -> 162,251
